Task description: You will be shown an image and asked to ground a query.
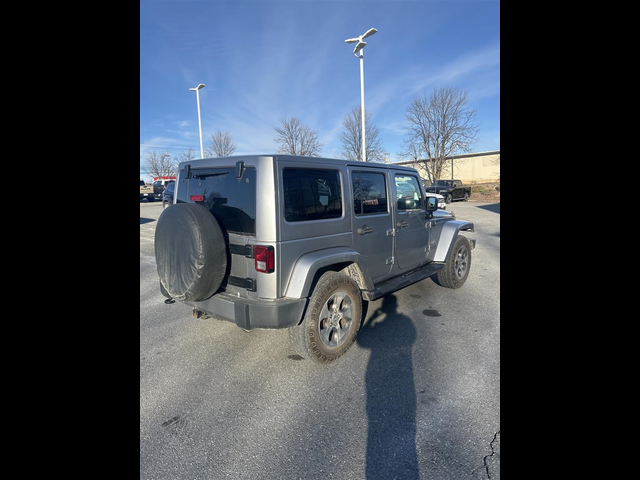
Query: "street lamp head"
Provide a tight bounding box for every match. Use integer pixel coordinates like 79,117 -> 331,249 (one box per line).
353,41 -> 366,54
345,28 -> 377,56
189,83 -> 206,91
361,28 -> 377,39
344,28 -> 377,45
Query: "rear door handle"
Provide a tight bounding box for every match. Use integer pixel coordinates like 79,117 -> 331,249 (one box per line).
396,221 -> 409,229
358,225 -> 374,235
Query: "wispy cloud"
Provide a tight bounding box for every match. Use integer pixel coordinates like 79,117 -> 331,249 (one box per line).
140,136 -> 198,161
368,44 -> 500,114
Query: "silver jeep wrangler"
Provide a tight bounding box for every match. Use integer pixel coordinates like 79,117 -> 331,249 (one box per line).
155,155 -> 475,363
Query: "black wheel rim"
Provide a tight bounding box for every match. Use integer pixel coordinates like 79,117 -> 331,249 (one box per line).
454,246 -> 468,279
317,291 -> 354,348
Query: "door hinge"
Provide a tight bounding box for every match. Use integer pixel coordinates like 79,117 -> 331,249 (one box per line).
386,256 -> 395,265
425,245 -> 431,254
386,228 -> 395,236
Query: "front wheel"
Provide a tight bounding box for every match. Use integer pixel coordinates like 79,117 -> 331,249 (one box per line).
445,193 -> 453,204
147,196 -> 155,202
435,235 -> 472,289
289,272 -> 362,363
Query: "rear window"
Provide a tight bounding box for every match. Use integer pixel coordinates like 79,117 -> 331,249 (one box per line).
187,167 -> 256,235
283,168 -> 342,222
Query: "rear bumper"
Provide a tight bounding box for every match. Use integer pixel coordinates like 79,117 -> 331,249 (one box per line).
188,292 -> 308,330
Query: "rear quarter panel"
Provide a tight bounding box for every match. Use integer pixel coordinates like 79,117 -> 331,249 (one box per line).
275,157 -> 353,298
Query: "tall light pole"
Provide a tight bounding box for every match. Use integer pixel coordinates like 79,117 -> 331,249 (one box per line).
189,83 -> 206,158
345,28 -> 377,162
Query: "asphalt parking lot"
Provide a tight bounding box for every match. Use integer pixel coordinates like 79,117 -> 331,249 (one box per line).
140,200 -> 500,480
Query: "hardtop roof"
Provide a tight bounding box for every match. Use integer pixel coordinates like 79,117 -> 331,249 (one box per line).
182,154 -> 418,172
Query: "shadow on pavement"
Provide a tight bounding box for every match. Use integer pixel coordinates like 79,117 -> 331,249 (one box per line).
357,295 -> 419,480
140,217 -> 155,225
476,203 -> 500,214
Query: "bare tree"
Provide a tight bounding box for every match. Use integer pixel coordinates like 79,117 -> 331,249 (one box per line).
399,139 -> 431,180
274,117 -> 322,157
403,86 -> 479,184
142,151 -> 177,178
206,130 -> 236,157
178,148 -> 196,164
339,106 -> 385,162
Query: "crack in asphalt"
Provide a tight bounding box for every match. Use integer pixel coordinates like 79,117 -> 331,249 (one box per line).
483,430 -> 500,479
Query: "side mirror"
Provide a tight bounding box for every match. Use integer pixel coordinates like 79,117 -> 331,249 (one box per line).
426,196 -> 438,212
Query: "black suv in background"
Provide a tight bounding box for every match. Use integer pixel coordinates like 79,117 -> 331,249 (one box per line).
153,179 -> 175,200
162,181 -> 175,209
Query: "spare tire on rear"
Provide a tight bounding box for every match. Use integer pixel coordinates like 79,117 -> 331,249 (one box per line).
155,203 -> 228,301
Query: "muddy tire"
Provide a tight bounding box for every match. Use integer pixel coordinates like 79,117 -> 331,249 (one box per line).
435,235 -> 472,289
289,272 -> 362,363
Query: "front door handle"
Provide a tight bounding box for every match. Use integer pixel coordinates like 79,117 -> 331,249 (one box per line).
358,225 -> 374,235
396,221 -> 409,230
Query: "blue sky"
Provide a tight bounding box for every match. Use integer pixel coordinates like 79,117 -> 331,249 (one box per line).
140,0 -> 500,177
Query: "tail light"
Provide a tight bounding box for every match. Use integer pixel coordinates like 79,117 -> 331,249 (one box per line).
254,245 -> 274,273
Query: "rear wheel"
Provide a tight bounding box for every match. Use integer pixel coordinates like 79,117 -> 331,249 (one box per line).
147,196 -> 155,202
289,272 -> 362,363
463,192 -> 470,201
445,193 -> 453,204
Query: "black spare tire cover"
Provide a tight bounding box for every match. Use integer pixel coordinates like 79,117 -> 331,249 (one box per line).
155,203 -> 228,301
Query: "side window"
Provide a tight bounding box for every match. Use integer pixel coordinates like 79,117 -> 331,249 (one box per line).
153,181 -> 161,188
283,168 -> 342,222
395,175 -> 424,211
352,172 -> 388,215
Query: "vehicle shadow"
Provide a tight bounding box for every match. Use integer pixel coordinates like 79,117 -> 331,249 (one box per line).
356,295 -> 419,480
476,203 -> 500,214
140,217 -> 155,225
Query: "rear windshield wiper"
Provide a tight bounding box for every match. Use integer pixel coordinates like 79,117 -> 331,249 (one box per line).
192,172 -> 230,180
